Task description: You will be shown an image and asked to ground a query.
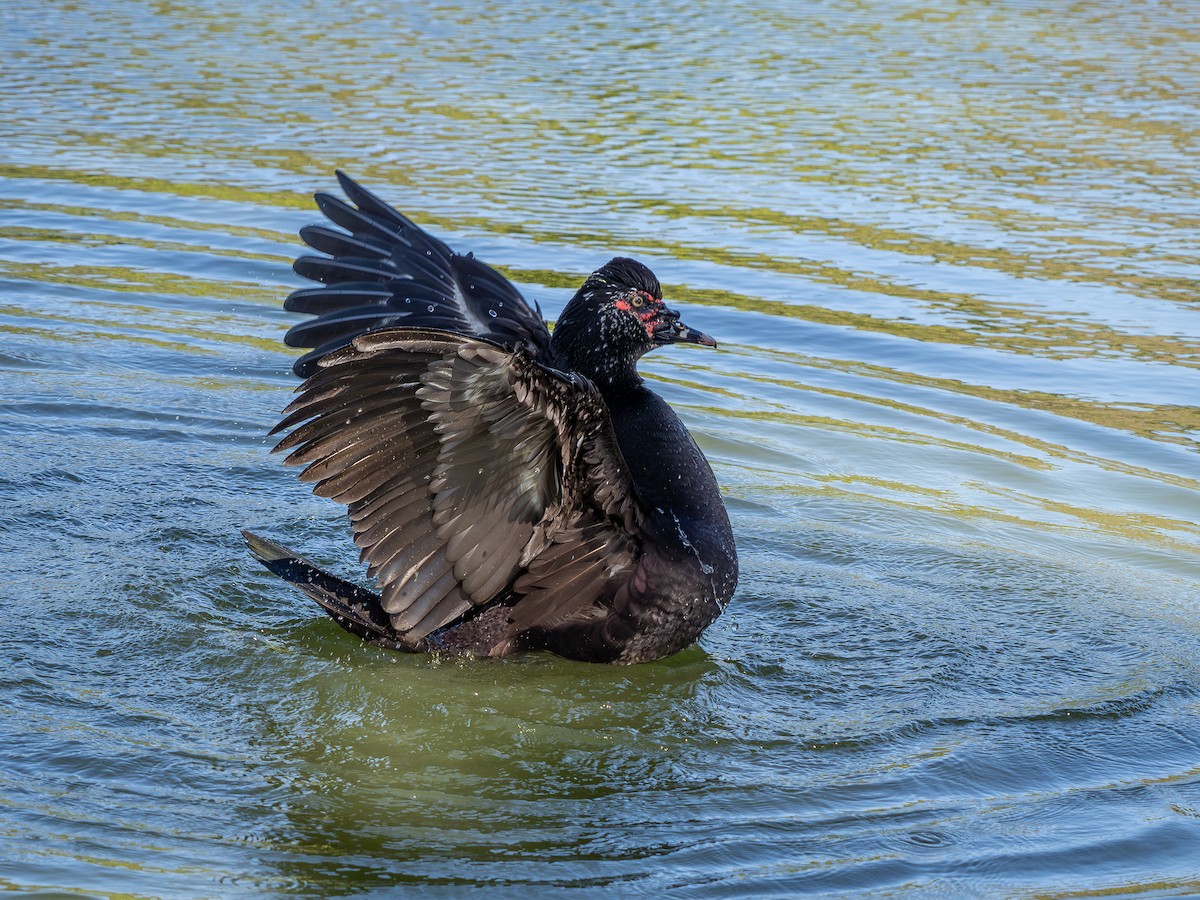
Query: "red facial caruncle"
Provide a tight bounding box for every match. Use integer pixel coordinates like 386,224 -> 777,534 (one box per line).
614,290 -> 660,336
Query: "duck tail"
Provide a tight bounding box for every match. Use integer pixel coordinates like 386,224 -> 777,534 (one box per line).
240,529 -> 422,651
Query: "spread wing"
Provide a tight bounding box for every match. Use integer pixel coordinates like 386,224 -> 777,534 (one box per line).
271,327 -> 647,647
284,171 -> 551,376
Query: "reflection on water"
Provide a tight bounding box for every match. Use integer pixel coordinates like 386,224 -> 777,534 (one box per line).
1,0 -> 1199,896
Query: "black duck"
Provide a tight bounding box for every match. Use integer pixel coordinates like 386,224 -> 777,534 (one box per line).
245,172 -> 737,664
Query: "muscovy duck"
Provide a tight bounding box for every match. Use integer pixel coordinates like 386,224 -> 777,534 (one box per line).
244,172 -> 737,664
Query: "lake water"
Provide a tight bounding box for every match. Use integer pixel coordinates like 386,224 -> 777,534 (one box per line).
2,1 -> 1199,896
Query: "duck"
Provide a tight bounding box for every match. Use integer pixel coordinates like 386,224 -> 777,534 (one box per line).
244,172 -> 737,664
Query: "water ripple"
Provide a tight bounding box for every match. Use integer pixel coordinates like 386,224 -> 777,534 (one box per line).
2,0 -> 1199,895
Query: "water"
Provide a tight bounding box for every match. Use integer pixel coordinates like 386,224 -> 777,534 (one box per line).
2,0 -> 1199,896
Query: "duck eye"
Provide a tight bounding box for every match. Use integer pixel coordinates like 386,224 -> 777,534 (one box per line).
631,294 -> 645,308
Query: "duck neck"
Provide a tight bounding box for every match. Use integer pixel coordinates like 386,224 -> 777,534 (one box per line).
550,329 -> 644,396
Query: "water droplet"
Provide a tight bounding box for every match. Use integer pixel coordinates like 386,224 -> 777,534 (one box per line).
427,305 -> 435,312
488,309 -> 497,318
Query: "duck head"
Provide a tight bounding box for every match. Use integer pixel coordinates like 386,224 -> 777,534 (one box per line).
551,257 -> 715,388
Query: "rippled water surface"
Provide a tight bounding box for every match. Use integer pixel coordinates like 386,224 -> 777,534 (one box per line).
3,1 -> 1200,896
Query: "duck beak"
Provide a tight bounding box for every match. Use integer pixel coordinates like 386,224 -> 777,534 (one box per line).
653,307 -> 717,348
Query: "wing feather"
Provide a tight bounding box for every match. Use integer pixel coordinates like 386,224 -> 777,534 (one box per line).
335,170 -> 454,258
393,567 -> 463,632
297,224 -> 392,259
284,284 -> 395,315
272,326 -> 651,648
313,192 -> 417,249
373,530 -> 444,587
283,172 -> 550,377
510,517 -> 636,632
292,255 -> 398,284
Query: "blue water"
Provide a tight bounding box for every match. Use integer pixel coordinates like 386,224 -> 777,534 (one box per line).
2,1 -> 1199,896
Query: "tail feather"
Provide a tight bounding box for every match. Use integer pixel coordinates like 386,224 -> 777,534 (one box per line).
241,529 -> 423,652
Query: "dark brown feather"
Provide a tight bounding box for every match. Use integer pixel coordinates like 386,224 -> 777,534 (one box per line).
270,327 -> 649,646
